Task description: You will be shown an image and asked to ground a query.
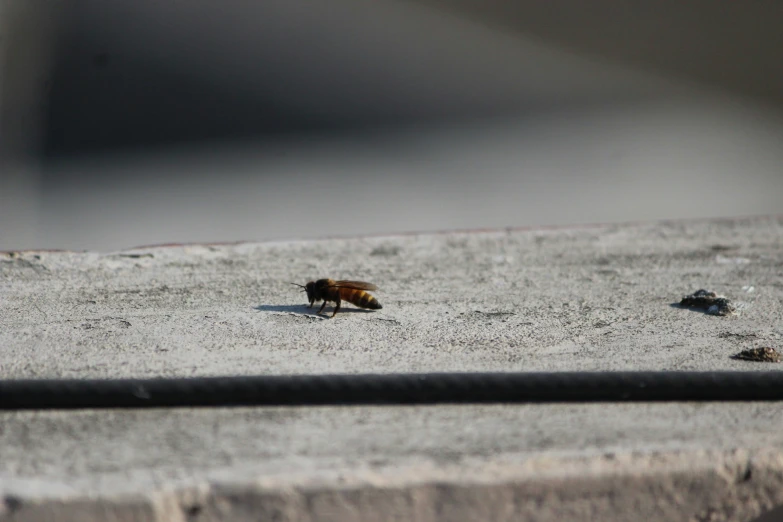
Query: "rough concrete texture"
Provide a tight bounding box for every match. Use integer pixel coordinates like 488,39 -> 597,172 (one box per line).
2,216 -> 783,521
3,216 -> 783,378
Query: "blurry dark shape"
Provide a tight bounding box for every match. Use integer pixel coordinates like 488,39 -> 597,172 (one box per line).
731,348 -> 781,363
45,53 -> 345,157
678,289 -> 735,316
750,504 -> 783,522
413,0 -> 783,105
91,52 -> 109,68
3,0 -> 783,251
0,2 -> 62,249
40,0 -> 677,159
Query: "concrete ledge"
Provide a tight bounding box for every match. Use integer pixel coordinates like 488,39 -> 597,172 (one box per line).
3,447 -> 783,521
2,216 -> 783,520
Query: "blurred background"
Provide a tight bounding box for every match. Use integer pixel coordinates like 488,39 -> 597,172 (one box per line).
2,0 -> 782,251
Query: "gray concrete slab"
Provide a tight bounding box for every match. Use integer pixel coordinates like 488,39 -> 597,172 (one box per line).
2,217 -> 783,521
1,405 -> 783,521
2,216 -> 782,378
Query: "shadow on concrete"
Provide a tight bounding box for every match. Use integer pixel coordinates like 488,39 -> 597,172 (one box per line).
254,304 -> 310,313
669,303 -> 714,316
253,304 -> 375,315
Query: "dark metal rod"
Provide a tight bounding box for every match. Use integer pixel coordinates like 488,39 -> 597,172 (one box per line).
0,372 -> 782,410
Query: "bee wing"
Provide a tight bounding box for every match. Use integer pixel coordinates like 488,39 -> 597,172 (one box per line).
331,280 -> 378,291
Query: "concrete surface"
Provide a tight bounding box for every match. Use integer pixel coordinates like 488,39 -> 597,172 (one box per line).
3,216 -> 783,378
2,216 -> 783,520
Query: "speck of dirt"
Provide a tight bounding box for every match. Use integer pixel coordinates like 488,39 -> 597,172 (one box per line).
184,504 -> 202,519
679,289 -> 735,316
710,244 -> 738,252
731,347 -> 781,363
718,332 -> 757,339
4,495 -> 23,513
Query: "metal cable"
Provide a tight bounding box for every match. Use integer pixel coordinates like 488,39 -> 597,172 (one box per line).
1,371 -> 782,410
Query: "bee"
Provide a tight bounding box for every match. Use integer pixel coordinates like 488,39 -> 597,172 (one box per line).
290,279 -> 382,317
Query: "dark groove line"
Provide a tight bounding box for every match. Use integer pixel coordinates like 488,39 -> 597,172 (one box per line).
1,372 -> 782,410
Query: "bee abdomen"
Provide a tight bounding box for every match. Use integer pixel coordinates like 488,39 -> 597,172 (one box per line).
341,288 -> 382,310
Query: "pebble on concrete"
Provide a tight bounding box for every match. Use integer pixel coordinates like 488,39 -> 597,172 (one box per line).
731,347 -> 782,363
679,289 -> 736,316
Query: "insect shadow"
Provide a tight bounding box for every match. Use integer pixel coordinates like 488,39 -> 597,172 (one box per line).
253,304 -> 309,313
669,302 -> 735,316
252,304 -> 373,315
669,302 -> 713,315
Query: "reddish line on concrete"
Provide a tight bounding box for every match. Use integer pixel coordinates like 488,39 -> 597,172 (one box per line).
2,213 -> 780,255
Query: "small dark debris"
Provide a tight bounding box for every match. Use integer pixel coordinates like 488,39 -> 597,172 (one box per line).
731,347 -> 781,363
184,504 -> 203,519
679,289 -> 735,316
374,317 -> 401,325
718,332 -> 758,339
475,310 -> 516,317
370,245 -> 401,257
710,244 -> 738,252
4,495 -> 23,513
117,253 -> 153,259
2,254 -> 49,271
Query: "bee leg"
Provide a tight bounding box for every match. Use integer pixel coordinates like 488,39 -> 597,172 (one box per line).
317,301 -> 328,314
332,298 -> 341,318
